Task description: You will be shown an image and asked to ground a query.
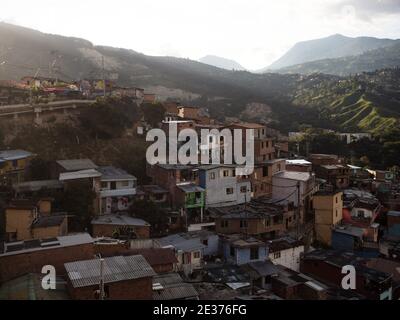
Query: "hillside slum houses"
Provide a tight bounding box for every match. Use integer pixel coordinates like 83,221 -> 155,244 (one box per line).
0,76 -> 151,105
1,100 -> 400,300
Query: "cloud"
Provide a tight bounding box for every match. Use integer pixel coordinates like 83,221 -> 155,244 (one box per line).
331,0 -> 400,21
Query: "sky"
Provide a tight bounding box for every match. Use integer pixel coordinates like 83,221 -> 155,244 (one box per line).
1,0 -> 400,70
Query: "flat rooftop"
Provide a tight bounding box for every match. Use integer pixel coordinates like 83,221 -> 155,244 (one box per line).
56,159 -> 98,171
91,214 -> 150,227
0,233 -> 94,257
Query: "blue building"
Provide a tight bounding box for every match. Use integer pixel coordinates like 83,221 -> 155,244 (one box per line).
221,234 -> 268,265
331,225 -> 364,251
388,211 -> 400,237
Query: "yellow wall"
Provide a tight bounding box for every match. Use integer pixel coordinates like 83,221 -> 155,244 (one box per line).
32,218 -> 67,239
6,208 -> 37,241
314,192 -> 343,245
38,200 -> 52,216
0,158 -> 30,174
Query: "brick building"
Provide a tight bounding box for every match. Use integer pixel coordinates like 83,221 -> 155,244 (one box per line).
91,214 -> 150,239
300,250 -> 393,300
64,255 -> 156,300
0,233 -> 94,283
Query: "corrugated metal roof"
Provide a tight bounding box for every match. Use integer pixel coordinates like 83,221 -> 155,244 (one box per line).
153,273 -> 198,300
56,159 -> 98,171
91,214 -> 150,227
97,166 -> 136,181
0,149 -> 33,161
157,234 -> 205,252
65,255 -> 156,288
59,169 -> 101,181
176,183 -> 205,193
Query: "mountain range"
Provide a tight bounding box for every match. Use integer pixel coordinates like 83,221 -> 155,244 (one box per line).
0,22 -> 399,134
198,55 -> 245,71
262,34 -> 398,72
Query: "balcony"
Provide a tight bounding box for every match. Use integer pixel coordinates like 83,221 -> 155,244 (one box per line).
100,187 -> 137,198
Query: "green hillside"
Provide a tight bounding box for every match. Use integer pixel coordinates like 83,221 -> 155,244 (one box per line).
291,69 -> 400,133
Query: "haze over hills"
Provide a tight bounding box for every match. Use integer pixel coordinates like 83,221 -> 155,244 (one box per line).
271,42 -> 400,76
261,34 -> 398,72
198,55 -> 246,71
0,22 -> 399,134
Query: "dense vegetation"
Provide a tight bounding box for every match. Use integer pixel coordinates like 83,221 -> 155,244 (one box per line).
290,69 -> 400,134
293,127 -> 400,170
3,98 -> 151,184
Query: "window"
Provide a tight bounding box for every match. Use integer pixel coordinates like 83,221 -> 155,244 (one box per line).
263,167 -> 268,177
277,164 -> 281,172
226,188 -> 234,195
357,210 -> 364,218
120,181 -> 129,187
193,251 -> 200,259
202,239 -> 208,246
209,172 -> 216,180
274,252 -> 281,259
220,220 -> 228,228
101,182 -> 108,189
230,246 -> 235,257
250,247 -> 259,260
240,220 -> 248,229
240,186 -> 247,193
223,170 -> 230,177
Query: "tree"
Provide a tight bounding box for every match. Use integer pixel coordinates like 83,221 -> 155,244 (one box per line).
79,97 -> 140,139
0,127 -> 4,148
28,158 -> 51,180
129,199 -> 169,235
59,180 -> 96,231
141,103 -> 166,128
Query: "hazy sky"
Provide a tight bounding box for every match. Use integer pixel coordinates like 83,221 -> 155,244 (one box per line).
1,0 -> 400,70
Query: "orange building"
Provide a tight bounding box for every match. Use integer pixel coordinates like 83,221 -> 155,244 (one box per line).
5,198 -> 68,242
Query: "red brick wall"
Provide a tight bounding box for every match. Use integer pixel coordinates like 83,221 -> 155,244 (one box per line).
93,243 -> 131,257
388,214 -> 400,228
300,258 -> 377,299
0,243 -> 94,283
68,277 -> 153,300
152,263 -> 174,274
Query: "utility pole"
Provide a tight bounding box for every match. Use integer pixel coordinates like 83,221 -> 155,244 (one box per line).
102,55 -> 106,98
296,181 -> 301,240
99,257 -> 105,300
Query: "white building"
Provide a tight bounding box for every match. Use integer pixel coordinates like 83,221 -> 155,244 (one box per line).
97,166 -> 137,214
268,238 -> 305,272
198,165 -> 251,208
272,171 -> 316,207
155,233 -> 206,276
338,133 -> 371,144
